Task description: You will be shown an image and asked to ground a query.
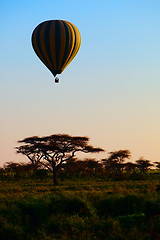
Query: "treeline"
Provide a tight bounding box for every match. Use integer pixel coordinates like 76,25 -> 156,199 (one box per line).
0,162 -> 48,181
61,156 -> 160,180
1,150 -> 160,181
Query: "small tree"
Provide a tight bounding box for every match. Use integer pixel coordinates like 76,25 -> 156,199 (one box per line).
154,162 -> 160,171
107,150 -> 131,164
136,157 -> 153,173
102,150 -> 131,176
61,158 -> 103,178
15,134 -> 104,185
124,162 -> 137,174
84,158 -> 103,177
3,161 -> 43,179
102,158 -> 119,176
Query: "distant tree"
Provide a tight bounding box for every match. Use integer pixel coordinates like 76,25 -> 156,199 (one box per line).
124,162 -> 137,174
84,158 -> 103,176
107,150 -> 131,164
3,161 -> 43,179
4,162 -> 21,179
0,167 -> 5,181
102,158 -> 119,176
15,134 -> 104,185
60,158 -> 78,177
102,150 -> 131,176
4,162 -> 20,171
61,158 -> 103,178
154,162 -> 160,170
136,157 -> 153,173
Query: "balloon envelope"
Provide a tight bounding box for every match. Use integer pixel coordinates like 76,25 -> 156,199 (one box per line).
32,20 -> 81,77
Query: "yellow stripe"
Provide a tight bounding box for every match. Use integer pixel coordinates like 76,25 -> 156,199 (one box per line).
61,22 -> 81,72
60,21 -> 75,71
66,23 -> 81,67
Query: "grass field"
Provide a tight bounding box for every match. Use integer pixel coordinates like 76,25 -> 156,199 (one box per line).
0,177 -> 160,239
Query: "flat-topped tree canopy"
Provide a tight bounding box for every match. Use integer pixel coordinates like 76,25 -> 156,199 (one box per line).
16,134 -> 104,185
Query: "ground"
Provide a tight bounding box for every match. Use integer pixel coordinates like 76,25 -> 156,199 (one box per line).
0,177 -> 160,239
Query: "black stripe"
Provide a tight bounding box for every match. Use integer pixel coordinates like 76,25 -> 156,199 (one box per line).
44,21 -> 55,72
55,20 -> 61,70
60,21 -> 70,70
62,25 -> 76,68
33,22 -> 51,71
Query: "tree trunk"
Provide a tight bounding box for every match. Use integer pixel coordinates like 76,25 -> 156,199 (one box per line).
52,167 -> 58,185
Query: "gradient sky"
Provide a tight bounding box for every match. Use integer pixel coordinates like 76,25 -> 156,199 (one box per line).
1,0 -> 160,166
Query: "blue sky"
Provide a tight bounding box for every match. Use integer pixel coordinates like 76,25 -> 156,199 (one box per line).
1,0 -> 160,165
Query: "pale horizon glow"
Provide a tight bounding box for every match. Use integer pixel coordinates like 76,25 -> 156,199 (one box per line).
1,0 -> 160,166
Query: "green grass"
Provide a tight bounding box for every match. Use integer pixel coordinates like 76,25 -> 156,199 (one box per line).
0,178 -> 160,239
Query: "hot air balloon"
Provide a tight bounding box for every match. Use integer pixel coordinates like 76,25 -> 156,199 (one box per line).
32,20 -> 81,83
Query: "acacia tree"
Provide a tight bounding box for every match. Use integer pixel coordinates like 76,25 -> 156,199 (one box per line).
3,161 -> 42,179
102,150 -> 131,176
136,157 -> 153,173
62,158 -> 103,178
124,162 -> 137,175
107,150 -> 131,164
154,162 -> 160,170
15,134 -> 104,185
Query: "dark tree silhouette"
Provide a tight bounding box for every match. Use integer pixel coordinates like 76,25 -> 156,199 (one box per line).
102,158 -> 119,175
136,157 -> 153,173
84,158 -> 103,176
15,134 -> 104,185
62,158 -> 103,178
3,161 -> 43,179
124,162 -> 137,174
102,150 -> 131,176
107,150 -> 131,164
154,162 -> 160,170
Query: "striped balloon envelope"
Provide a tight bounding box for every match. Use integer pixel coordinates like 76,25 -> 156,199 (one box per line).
32,20 -> 81,82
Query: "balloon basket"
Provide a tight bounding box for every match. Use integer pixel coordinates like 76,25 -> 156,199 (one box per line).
55,77 -> 59,83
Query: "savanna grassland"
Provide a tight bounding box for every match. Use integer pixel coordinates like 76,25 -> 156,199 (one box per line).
0,176 -> 160,240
